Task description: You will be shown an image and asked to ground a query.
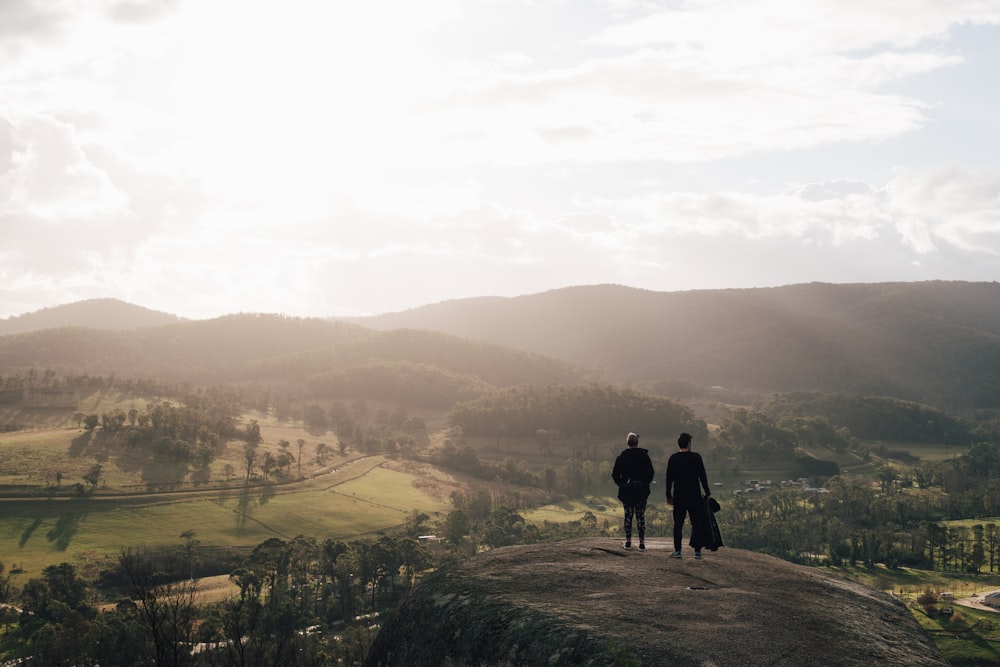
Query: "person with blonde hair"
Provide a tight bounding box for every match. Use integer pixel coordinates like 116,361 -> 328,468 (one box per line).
611,432 -> 655,550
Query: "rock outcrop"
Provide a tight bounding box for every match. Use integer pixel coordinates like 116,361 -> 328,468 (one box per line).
365,537 -> 948,666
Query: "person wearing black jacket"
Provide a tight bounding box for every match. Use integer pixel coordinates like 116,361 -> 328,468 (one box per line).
665,432 -> 711,558
611,432 -> 655,550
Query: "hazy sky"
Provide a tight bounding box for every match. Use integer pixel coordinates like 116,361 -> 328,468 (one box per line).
2,1 -> 1000,320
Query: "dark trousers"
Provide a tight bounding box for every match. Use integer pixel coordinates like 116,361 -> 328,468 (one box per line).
673,500 -> 704,551
623,499 -> 647,542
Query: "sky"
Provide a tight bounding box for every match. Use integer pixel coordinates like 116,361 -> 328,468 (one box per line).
2,0 -> 1000,321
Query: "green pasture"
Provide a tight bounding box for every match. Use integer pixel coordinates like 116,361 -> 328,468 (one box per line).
0,420 -> 349,494
0,427 -> 87,487
869,441 -> 969,464
824,563 -> 1000,597
820,563 -> 1000,663
909,597 -> 1000,664
945,516 -> 1000,530
521,496 -> 620,526
0,461 -> 450,580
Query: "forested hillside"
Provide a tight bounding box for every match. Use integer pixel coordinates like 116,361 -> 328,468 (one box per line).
0,313 -> 591,408
345,281 -> 1000,410
5,281 -> 1000,413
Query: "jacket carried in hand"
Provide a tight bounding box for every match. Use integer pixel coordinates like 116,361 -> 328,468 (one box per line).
612,447 -> 655,505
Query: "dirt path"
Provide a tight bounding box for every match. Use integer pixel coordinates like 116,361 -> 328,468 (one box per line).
954,591 -> 1000,613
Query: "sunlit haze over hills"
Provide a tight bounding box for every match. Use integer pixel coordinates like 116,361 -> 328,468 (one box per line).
2,1 -> 1000,321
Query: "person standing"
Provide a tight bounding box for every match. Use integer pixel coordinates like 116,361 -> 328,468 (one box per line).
665,432 -> 711,558
612,432 -> 655,550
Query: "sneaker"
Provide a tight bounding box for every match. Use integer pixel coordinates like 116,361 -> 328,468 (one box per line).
671,550 -> 682,558
694,550 -> 703,559
624,541 -> 632,550
638,542 -> 646,551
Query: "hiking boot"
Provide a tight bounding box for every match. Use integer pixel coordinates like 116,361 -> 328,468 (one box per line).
671,550 -> 682,558
694,550 -> 703,559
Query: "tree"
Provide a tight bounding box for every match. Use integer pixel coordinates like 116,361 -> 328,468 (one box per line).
245,419 -> 262,445
478,507 -> 527,549
243,443 -> 257,481
304,405 -> 327,432
262,452 -> 276,480
296,438 -> 306,478
180,530 -> 200,580
19,563 -> 94,628
0,563 -> 14,605
83,463 -> 102,488
119,547 -> 196,667
876,464 -> 898,495
444,510 -> 471,546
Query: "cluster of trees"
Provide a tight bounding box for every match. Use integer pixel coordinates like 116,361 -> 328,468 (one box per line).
691,441 -> 1000,571
73,391 -> 246,471
762,392 -> 978,444
712,408 -> 853,468
0,370 -> 175,400
448,383 -> 708,441
441,491 -> 540,553
306,362 -> 489,410
337,328 -> 587,389
302,401 -> 425,445
427,426 -> 611,501
0,316 -> 590,407
20,390 -> 256,493
0,371 -> 180,432
2,532 -> 433,666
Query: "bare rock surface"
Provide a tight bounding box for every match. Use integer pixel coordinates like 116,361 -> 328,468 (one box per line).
365,537 -> 948,666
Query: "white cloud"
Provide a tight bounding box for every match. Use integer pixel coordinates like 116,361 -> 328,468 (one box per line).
888,165 -> 1000,254
0,113 -> 128,220
2,1 -> 1000,319
573,167 -> 999,260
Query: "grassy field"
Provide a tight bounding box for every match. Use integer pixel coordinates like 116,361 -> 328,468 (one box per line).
0,455 -> 452,580
521,496 -> 620,526
872,441 -> 970,464
0,413 -> 348,494
817,562 -> 1000,664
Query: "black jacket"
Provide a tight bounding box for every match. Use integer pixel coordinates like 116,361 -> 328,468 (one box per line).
612,447 -> 655,505
665,449 -> 709,504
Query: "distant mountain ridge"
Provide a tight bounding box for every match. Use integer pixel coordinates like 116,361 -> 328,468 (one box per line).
339,281 -> 1000,410
3,282 -> 999,410
0,298 -> 184,335
0,312 -> 590,397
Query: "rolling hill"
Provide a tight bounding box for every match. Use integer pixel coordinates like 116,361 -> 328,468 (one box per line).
3,281 -> 999,411
0,298 -> 184,334
0,309 -> 592,396
339,281 -> 1000,410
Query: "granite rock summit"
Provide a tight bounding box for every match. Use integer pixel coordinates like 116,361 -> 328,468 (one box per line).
365,537 -> 948,666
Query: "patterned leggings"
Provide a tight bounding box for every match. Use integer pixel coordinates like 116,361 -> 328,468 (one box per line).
623,499 -> 647,541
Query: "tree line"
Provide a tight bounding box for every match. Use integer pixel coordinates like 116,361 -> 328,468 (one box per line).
448,383 -> 708,441
1,531 -> 433,666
